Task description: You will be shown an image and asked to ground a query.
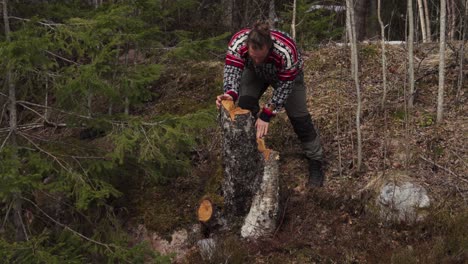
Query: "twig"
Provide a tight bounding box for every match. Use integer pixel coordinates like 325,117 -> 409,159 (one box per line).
0,101 -> 7,126
0,129 -> 12,151
420,155 -> 468,183
18,132 -> 73,174
1,201 -> 13,231
8,16 -> 63,27
45,50 -> 80,65
16,102 -> 67,128
450,149 -> 468,169
21,197 -> 114,251
17,207 -> 29,241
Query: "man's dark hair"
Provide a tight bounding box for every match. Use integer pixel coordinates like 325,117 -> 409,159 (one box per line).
247,21 -> 273,50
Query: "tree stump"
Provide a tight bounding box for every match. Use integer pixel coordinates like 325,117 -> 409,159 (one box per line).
219,100 -> 280,238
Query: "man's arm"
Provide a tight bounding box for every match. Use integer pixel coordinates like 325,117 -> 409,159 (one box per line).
222,30 -> 249,102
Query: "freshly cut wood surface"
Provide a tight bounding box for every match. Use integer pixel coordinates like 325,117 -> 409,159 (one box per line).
221,100 -> 250,121
198,198 -> 213,222
257,138 -> 271,161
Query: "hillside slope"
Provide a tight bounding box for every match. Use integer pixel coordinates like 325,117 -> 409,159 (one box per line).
130,43 -> 467,263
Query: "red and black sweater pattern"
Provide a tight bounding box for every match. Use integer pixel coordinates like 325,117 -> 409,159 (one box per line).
223,28 -> 303,121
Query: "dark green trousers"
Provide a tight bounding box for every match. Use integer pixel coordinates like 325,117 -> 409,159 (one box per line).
237,68 -> 323,161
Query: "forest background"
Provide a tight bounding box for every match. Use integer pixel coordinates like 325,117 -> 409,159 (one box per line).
0,0 -> 466,263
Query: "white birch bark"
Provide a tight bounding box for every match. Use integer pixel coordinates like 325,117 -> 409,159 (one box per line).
417,0 -> 428,42
346,0 -> 362,171
437,0 -> 447,122
408,0 -> 415,109
291,0 -> 296,39
423,0 -> 432,41
378,0 -> 388,108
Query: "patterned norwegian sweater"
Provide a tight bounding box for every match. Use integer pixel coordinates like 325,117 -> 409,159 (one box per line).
223,28 -> 303,119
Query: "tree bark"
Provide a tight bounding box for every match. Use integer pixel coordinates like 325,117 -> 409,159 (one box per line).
423,0 -> 432,41
241,147 -> 279,238
378,0 -> 388,108
220,101 -> 280,237
408,0 -> 415,109
457,0 -> 467,102
354,0 -> 368,40
291,0 -> 296,39
346,0 -> 363,171
417,0 -> 428,42
268,0 -> 276,26
222,0 -> 234,31
437,0 -> 447,122
3,0 -> 25,242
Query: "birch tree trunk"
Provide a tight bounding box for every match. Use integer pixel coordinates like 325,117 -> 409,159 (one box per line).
291,0 -> 296,39
448,0 -> 456,40
378,0 -> 388,108
417,0 -> 428,42
346,2 -> 355,77
437,0 -> 447,123
346,0 -> 363,171
423,0 -> 432,41
219,101 -> 280,238
408,0 -> 415,109
3,0 -> 25,242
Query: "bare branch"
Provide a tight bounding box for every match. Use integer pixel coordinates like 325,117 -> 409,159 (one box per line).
0,129 -> 12,151
420,155 -> 468,183
1,201 -> 13,231
18,132 -> 73,174
8,16 -> 63,27
21,196 -> 114,251
45,50 -> 80,65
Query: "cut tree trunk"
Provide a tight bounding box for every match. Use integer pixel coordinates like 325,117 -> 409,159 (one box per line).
219,100 -> 280,238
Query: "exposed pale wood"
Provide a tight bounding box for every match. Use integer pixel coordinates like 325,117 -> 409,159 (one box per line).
198,199 -> 213,223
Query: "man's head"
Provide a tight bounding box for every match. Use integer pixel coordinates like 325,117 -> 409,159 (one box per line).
247,21 -> 272,65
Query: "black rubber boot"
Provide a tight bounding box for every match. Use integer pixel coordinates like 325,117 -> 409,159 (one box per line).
308,159 -> 324,187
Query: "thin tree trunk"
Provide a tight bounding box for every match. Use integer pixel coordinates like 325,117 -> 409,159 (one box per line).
408,0 -> 415,109
44,76 -> 50,121
87,88 -> 92,118
417,0 -> 428,42
437,0 -> 447,123
291,0 -> 296,39
3,0 -> 26,242
457,0 -> 467,102
124,43 -> 129,115
223,0 -> 234,30
268,0 -> 276,26
448,0 -> 456,40
346,0 -> 362,171
346,3 -> 355,77
378,0 -> 388,108
423,0 -> 432,41
354,0 -> 368,40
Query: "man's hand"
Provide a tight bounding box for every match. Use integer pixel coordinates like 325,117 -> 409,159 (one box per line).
216,94 -> 233,109
255,118 -> 269,138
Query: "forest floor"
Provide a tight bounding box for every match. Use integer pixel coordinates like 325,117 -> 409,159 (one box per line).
127,43 -> 467,263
